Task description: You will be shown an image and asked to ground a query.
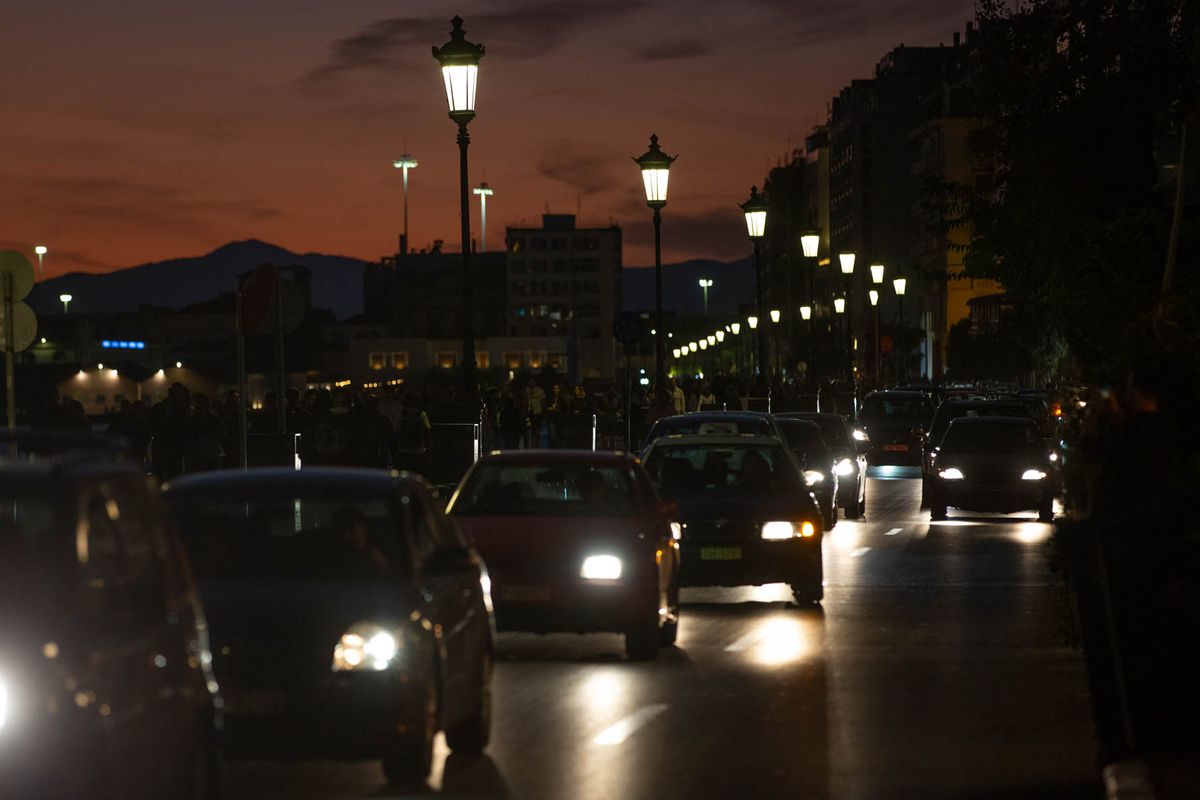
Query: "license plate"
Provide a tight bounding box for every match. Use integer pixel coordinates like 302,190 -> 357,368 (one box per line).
882,444 -> 910,452
700,547 -> 742,561
498,585 -> 552,602
223,688 -> 286,717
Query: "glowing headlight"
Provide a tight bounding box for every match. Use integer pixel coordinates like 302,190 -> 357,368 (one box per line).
581,555 -> 622,581
669,522 -> 682,541
1048,452 -> 1059,462
761,521 -> 816,540
938,468 -> 965,480
803,470 -> 825,486
0,673 -> 9,731
332,624 -> 400,672
835,458 -> 854,476
852,429 -> 869,442
1022,469 -> 1047,480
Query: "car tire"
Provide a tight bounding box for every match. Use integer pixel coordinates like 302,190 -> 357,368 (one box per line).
791,582 -> 823,606
382,672 -> 438,787
625,620 -> 660,661
930,501 -> 947,521
919,477 -> 931,509
445,650 -> 491,754
1038,496 -> 1054,522
658,580 -> 680,646
856,493 -> 866,518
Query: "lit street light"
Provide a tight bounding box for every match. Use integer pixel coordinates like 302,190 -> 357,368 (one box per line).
838,252 -> 855,380
769,308 -> 781,378
433,15 -> 485,401
741,186 -> 769,378
34,245 -> 47,276
698,278 -> 714,316
392,154 -> 418,254
869,288 -> 881,381
870,263 -> 885,285
834,297 -> 846,314
59,293 -> 72,315
893,276 -> 908,382
634,134 -> 676,390
800,305 -> 812,321
473,181 -> 494,252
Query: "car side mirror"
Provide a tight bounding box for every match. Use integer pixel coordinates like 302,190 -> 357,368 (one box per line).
425,545 -> 474,576
654,498 -> 679,519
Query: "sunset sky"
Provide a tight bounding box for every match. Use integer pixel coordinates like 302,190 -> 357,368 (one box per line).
2,0 -> 974,278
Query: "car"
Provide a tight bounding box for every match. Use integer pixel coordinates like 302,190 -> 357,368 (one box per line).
925,417 -> 1057,522
447,451 -> 680,660
921,398 -> 1033,502
0,454 -> 222,800
164,468 -> 493,786
855,390 -> 936,466
775,412 -> 867,518
641,435 -> 824,605
640,411 -> 783,452
774,417 -> 839,530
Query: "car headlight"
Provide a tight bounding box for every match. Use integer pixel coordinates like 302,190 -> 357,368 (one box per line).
669,522 -> 682,541
803,470 -> 825,486
852,429 -> 869,442
938,468 -> 965,480
332,623 -> 400,672
581,555 -> 622,581
761,521 -> 816,540
1048,452 -> 1059,462
1021,469 -> 1047,480
835,458 -> 854,476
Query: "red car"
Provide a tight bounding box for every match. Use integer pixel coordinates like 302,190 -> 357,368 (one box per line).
447,451 -> 681,660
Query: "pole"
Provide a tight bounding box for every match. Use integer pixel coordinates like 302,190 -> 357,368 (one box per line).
1162,111 -> 1194,298
235,284 -> 249,469
653,208 -> 665,390
874,304 -> 881,384
898,296 -> 906,383
624,343 -> 632,451
276,278 -> 287,436
479,191 -> 488,253
457,121 -> 477,404
754,241 -> 767,377
4,273 -> 15,432
773,325 -> 780,378
702,283 -> 709,316
402,165 -> 410,255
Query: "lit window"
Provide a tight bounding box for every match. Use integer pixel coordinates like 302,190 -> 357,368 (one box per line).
368,352 -> 386,370
477,352 -> 490,369
436,352 -> 457,369
391,352 -> 408,370
504,352 -> 522,369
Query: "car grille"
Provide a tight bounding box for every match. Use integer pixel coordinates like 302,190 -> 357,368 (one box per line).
683,519 -> 760,541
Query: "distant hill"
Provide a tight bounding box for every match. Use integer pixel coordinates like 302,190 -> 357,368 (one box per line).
622,256 -> 754,315
27,240 -> 367,320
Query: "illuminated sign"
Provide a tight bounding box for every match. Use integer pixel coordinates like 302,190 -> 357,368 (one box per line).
100,340 -> 146,350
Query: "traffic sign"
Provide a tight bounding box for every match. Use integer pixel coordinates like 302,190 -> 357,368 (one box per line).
0,301 -> 37,352
0,251 -> 35,302
612,311 -> 646,345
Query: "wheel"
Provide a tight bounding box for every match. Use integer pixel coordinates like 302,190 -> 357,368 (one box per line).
930,503 -> 947,521
658,580 -> 680,646
919,477 -> 931,509
856,493 -> 866,518
790,581 -> 823,606
1038,496 -> 1054,522
625,619 -> 660,661
444,650 -> 491,753
382,672 -> 438,786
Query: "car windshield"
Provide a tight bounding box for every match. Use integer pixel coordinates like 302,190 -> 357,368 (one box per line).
451,463 -> 635,517
777,421 -> 829,460
651,416 -> 772,439
644,443 -> 799,497
858,395 -> 930,422
942,421 -> 1044,454
929,404 -> 1029,443
170,494 -> 409,581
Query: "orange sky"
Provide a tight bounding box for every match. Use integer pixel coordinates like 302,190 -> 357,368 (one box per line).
2,0 -> 975,277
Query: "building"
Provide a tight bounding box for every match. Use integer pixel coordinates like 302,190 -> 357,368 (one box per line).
363,248 -> 508,339
347,336 -> 570,388
505,215 -> 622,381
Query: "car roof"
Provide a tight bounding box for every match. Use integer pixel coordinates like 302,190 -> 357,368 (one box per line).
774,417 -> 821,428
647,434 -> 787,447
477,450 -> 633,464
0,457 -> 145,488
659,411 -> 773,421
774,411 -> 843,421
165,467 -> 420,496
946,415 -> 1037,427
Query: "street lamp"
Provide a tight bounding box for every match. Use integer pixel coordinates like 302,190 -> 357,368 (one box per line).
799,305 -> 812,321
870,263 -> 885,285
740,186 -> 769,377
34,245 -> 47,276
730,322 -> 741,335
672,347 -> 681,359
715,330 -> 725,343
59,293 -> 72,314
869,289 -> 879,306
473,181 -> 494,252
869,289 -> 881,381
698,278 -> 713,316
769,309 -> 782,378
433,15 -> 485,401
893,276 -> 907,381
834,297 -> 846,314
392,154 -> 418,254
800,232 -> 820,259
706,335 -> 716,346
748,315 -> 759,329
634,134 -> 676,390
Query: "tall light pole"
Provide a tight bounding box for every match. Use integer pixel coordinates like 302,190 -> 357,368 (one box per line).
769,308 -> 782,379
893,276 -> 908,382
34,245 -> 47,277
870,264 -> 885,382
634,134 -> 676,390
59,293 -> 72,315
433,16 -> 484,402
741,186 -> 769,379
800,304 -> 813,377
747,314 -> 760,377
698,278 -> 713,316
473,181 -> 494,252
392,154 -> 418,255
730,321 -> 742,374
839,252 -> 855,380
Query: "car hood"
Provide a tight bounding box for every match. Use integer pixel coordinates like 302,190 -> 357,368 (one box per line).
668,493 -> 817,523
454,516 -> 647,575
936,451 -> 1045,477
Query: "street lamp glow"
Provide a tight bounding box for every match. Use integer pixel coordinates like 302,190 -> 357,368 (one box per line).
715,330 -> 725,343
698,278 -> 713,289
433,17 -> 484,117
392,154 -> 418,253
893,277 -> 907,296
769,309 -> 781,324
869,289 -> 880,306
730,322 -> 741,335
59,293 -> 72,314
688,342 -> 697,353
707,335 -> 715,346
634,134 -> 675,207
870,263 -> 885,284
834,297 -> 846,314
672,348 -> 681,358
748,315 -> 759,330
800,232 -> 820,258
740,186 -> 768,238
175,361 -> 183,368
800,305 -> 812,321
34,245 -> 47,256
699,339 -> 708,351
473,181 -> 494,252
838,252 -> 856,275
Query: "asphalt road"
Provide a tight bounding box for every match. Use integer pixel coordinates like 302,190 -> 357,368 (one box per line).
229,472 -> 1102,800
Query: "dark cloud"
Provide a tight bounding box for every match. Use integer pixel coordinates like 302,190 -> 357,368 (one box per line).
638,39 -> 712,61
302,1 -> 647,88
623,205 -> 750,263
537,142 -> 620,195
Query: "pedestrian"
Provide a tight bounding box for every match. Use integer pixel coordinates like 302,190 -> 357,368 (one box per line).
394,392 -> 433,475
149,382 -> 192,480
189,393 -> 226,472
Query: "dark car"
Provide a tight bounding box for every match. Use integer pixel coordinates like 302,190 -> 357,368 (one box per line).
640,411 -> 783,452
775,412 -> 867,518
448,451 -> 680,660
164,468 -> 493,785
0,458 -> 222,800
921,399 -> 1033,501
855,390 -> 936,466
775,418 -> 839,530
926,417 -> 1056,522
642,435 -> 824,605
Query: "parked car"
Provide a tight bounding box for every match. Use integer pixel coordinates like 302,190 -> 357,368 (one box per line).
448,451 -> 680,660
0,455 -> 222,799
775,412 -> 867,518
164,468 -> 493,785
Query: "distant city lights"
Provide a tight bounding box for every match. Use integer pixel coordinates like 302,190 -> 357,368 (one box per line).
100,340 -> 146,350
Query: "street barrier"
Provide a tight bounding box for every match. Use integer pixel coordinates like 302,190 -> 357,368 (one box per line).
429,422 -> 480,485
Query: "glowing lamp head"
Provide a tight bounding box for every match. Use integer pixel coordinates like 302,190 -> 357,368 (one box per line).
834,297 -> 846,314
869,289 -> 879,306
472,181 -> 494,197
392,155 -> 419,170
699,339 -> 708,350
698,278 -> 713,289
769,309 -> 781,324
730,322 -> 741,335
893,277 -> 907,296
704,335 -> 714,346
800,231 -> 820,258
34,245 -> 47,256
747,315 -> 759,330
740,186 -> 768,239
838,252 -> 856,274
799,305 -> 812,321
715,330 -> 725,343
432,16 -> 485,118
672,348 -> 681,358
688,342 -> 697,353
870,263 -> 885,284
59,293 -> 72,303
633,134 -> 675,207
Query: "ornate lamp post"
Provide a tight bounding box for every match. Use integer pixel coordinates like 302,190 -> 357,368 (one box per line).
769,308 -> 782,378
634,135 -> 676,390
741,186 -> 769,378
869,289 -> 881,382
838,252 -> 856,379
432,16 -> 485,401
893,276 -> 908,382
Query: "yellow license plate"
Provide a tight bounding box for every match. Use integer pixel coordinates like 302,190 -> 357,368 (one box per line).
700,547 -> 742,561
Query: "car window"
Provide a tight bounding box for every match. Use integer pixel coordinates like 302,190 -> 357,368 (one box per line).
651,416 -> 772,439
778,422 -> 829,459
859,395 -> 930,422
644,443 -> 800,497
942,422 -> 1043,454
452,463 -> 636,518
